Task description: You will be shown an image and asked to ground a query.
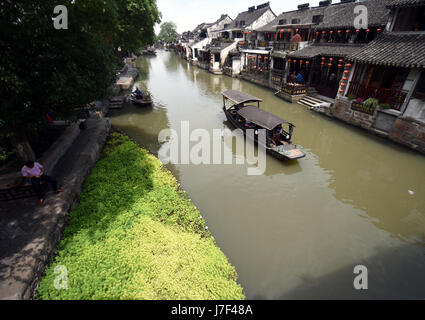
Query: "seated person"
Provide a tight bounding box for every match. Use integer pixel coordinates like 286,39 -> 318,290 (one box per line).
133,87 -> 143,99
21,160 -> 64,204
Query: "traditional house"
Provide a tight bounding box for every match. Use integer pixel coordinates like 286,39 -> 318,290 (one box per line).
219,2 -> 276,76
287,0 -> 390,99
247,3 -> 327,87
207,14 -> 233,39
331,0 -> 425,153
188,15 -> 233,67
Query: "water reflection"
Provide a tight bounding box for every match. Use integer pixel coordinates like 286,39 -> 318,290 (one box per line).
110,51 -> 425,299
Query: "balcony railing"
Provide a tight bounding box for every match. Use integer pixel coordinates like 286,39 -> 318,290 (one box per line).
273,42 -> 298,51
346,81 -> 408,111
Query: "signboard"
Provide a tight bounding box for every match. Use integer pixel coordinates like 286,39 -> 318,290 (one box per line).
351,102 -> 375,115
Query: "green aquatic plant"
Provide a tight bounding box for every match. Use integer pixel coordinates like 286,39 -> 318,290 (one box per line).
37,133 -> 244,300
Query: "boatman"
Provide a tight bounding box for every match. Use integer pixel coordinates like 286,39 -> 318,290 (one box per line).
21,160 -> 64,204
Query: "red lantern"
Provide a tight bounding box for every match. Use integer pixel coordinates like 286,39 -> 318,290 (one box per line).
377,28 -> 382,32
321,62 -> 325,66
337,30 -> 342,33
345,63 -> 352,68
338,64 -> 343,68
296,29 -> 299,33
346,29 -> 351,33
316,31 -> 319,35
288,59 -> 292,63
328,63 -> 332,67
280,29 -> 284,34
287,29 -> 291,33
330,30 -> 334,34
322,31 -> 326,34
293,59 -> 297,63
300,60 -> 303,65
340,83 -> 347,87
306,61 -> 310,65
321,57 -> 325,61
339,59 -> 343,63
344,70 -> 349,74
342,76 -> 348,81
330,58 -> 334,62
264,56 -> 269,60
366,29 -> 370,33
339,89 -> 345,93
356,29 -> 360,33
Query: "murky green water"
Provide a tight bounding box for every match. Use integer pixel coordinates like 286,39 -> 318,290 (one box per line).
110,51 -> 425,299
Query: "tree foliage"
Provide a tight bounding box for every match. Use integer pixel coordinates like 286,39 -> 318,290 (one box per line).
0,0 -> 161,158
158,21 -> 179,43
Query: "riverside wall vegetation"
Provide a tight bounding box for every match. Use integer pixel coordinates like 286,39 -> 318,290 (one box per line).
37,133 -> 244,300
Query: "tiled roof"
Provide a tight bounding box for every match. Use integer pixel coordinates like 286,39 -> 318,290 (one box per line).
348,32 -> 425,68
228,5 -> 272,30
256,6 -> 325,32
317,0 -> 390,29
288,43 -> 366,59
387,0 -> 425,7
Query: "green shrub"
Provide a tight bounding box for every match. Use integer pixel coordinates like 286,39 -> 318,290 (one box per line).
37,132 -> 244,300
363,98 -> 379,108
347,94 -> 356,100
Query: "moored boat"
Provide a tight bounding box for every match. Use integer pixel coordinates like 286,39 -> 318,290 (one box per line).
130,93 -> 153,106
222,90 -> 306,161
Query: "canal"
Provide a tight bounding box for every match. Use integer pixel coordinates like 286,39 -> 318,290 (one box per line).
110,51 -> 425,299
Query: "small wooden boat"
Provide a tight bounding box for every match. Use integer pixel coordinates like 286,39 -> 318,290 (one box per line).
130,93 -> 153,106
222,90 -> 305,161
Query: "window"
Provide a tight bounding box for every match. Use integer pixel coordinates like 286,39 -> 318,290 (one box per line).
278,19 -> 287,25
235,21 -> 238,27
312,15 -> 324,24
224,24 -> 229,29
413,71 -> 425,100
393,7 -> 425,31
240,20 -> 245,26
291,18 -> 300,24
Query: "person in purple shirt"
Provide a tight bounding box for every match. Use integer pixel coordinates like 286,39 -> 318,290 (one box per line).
21,161 -> 63,204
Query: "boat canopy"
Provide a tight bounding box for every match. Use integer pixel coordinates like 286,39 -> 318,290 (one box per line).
237,106 -> 288,131
222,90 -> 262,105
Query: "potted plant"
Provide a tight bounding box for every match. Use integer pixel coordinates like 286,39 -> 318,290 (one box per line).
363,98 -> 379,109
347,94 -> 357,101
379,103 -> 391,110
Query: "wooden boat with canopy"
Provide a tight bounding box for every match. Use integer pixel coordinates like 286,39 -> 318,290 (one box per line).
222,90 -> 305,161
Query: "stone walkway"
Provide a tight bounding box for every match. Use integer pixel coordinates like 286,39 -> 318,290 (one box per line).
0,117 -> 111,299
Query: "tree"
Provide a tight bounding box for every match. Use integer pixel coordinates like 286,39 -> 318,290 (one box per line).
0,0 -> 161,161
158,22 -> 179,44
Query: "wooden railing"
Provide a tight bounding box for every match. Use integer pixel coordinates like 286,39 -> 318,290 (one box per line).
346,81 -> 408,111
273,42 -> 298,51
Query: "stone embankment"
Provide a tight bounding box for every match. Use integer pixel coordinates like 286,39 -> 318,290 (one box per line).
0,116 -> 111,299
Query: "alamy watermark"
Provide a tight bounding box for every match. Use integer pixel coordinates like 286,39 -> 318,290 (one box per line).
53,5 -> 68,30
158,121 -> 267,176
53,265 -> 68,290
353,265 -> 368,290
354,5 -> 368,30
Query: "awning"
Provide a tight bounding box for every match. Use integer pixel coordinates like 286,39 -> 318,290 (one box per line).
237,106 -> 287,131
348,32 -> 425,68
288,43 -> 366,59
240,49 -> 270,55
222,90 -> 262,105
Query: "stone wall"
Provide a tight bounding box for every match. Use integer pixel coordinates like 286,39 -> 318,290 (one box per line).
329,98 -> 377,130
330,97 -> 425,154
389,117 -> 425,154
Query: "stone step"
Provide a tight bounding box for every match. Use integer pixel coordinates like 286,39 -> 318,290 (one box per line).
298,95 -> 329,109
